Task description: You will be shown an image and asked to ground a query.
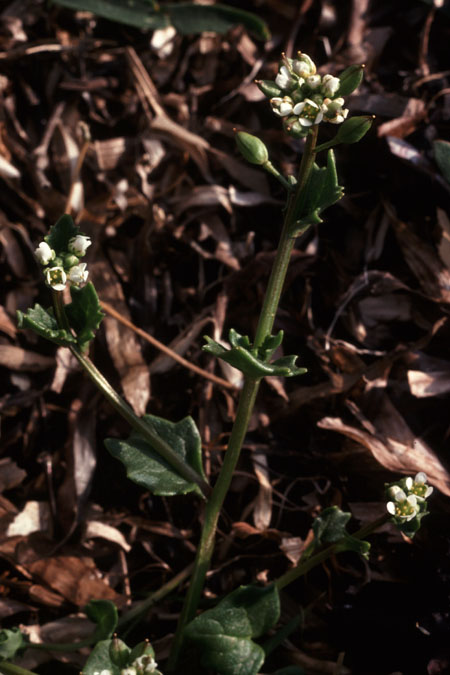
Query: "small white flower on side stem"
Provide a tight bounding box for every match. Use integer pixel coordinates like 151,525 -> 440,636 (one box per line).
35,241 -> 55,265
292,52 -> 316,78
322,74 -> 340,97
68,234 -> 91,257
270,96 -> 294,117
67,262 -> 89,286
45,266 -> 67,291
275,65 -> 297,91
306,74 -> 321,89
409,472 -> 433,500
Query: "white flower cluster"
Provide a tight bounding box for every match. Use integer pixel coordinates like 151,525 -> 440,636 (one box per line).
386,472 -> 433,522
261,52 -> 349,138
34,234 -> 91,291
92,654 -> 159,675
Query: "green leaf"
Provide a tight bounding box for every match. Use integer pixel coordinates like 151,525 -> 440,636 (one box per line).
45,213 -> 79,254
17,304 -> 76,347
53,0 -> 270,39
291,150 -> 343,235
433,140 -> 450,184
66,282 -> 104,352
203,329 -> 307,379
185,585 -> 280,675
166,3 -> 270,40
104,414 -> 205,496
0,628 -> 27,660
85,600 -> 118,642
313,506 -> 370,558
54,0 -> 169,30
82,639 -> 121,675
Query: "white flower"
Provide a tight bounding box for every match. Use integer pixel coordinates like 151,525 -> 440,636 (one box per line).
292,98 -> 324,126
270,96 -> 294,117
323,97 -> 349,124
275,65 -> 297,91
45,266 -> 67,291
93,670 -> 112,675
306,74 -> 321,89
387,490 -> 419,521
409,472 -> 433,500
35,241 -> 55,265
322,74 -> 340,97
120,669 -> 137,675
68,234 -> 91,257
67,262 -> 88,286
131,654 -> 158,673
292,52 -> 316,78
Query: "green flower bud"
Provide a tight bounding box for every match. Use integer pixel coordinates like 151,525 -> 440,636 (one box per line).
235,131 -> 269,165
337,64 -> 365,96
255,79 -> 282,98
63,254 -> 80,269
334,115 -> 374,144
109,635 -> 131,667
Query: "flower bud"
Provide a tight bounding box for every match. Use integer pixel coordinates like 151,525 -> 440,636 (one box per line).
63,254 -> 80,269
235,131 -> 269,165
68,234 -> 91,257
109,635 -> 130,667
337,64 -> 365,96
35,241 -> 55,266
334,116 -> 374,144
255,79 -> 282,98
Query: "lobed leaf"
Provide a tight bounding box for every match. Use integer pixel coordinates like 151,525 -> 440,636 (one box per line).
45,213 -> 79,254
17,304 -> 76,347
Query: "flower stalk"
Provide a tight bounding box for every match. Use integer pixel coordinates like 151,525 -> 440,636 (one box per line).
167,122 -> 319,672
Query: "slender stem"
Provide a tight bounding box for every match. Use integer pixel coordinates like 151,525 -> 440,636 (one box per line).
262,160 -> 294,190
167,127 -> 319,670
0,663 -> 38,675
276,514 -> 389,591
52,292 -> 210,498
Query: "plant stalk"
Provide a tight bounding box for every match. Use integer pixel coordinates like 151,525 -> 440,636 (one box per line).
275,514 -> 389,591
0,663 -> 39,675
52,292 -> 210,498
167,127 -> 319,670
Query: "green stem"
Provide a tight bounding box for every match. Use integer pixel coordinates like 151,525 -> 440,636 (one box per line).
262,161 -> 294,191
52,292 -> 210,498
0,663 -> 39,675
276,514 -> 389,591
167,127 -> 319,670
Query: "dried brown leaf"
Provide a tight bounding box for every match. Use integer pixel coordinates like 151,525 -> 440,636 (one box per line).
0,345 -> 54,371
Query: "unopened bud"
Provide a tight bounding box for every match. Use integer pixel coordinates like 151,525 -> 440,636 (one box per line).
335,115 -> 374,144
337,64 -> 365,96
63,254 -> 80,269
235,131 -> 269,165
255,79 -> 282,98
109,635 -> 130,667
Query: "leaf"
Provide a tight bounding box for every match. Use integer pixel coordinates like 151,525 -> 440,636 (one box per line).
104,414 -> 205,496
433,140 -> 450,184
66,282 -> 104,352
17,304 -> 76,347
203,329 -> 307,379
185,585 -> 280,675
45,213 -> 79,254
54,0 -> 169,30
313,506 -> 370,557
53,0 -> 270,39
85,600 -> 118,642
82,639 -> 121,675
291,150 -> 343,234
166,3 -> 270,40
0,628 -> 27,660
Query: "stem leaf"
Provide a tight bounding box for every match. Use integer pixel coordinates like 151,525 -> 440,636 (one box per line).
313,506 -> 370,557
0,628 -> 27,660
17,304 -> 77,347
104,414 -> 205,496
65,282 -> 104,352
53,0 -> 270,39
44,213 -> 79,254
204,329 -> 306,379
85,600 -> 118,642
185,585 -> 280,675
